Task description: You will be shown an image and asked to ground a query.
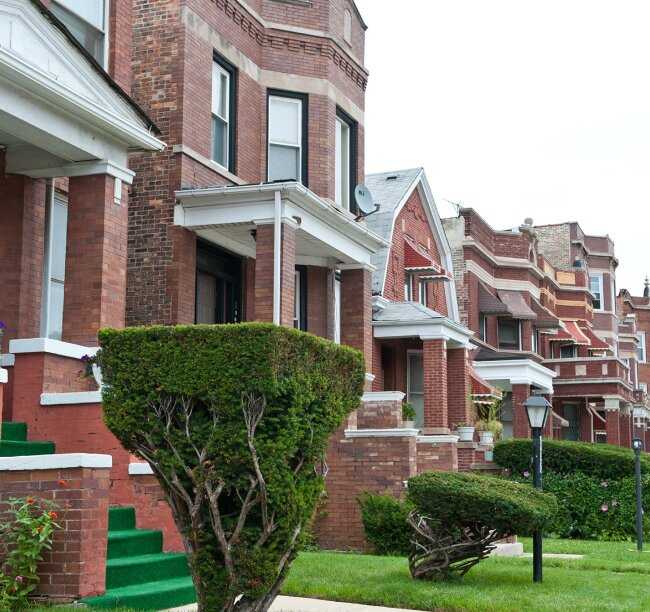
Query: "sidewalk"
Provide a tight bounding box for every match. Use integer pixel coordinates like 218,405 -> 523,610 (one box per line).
168,596 -> 419,611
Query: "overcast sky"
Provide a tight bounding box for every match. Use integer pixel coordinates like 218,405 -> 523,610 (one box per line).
356,0 -> 650,293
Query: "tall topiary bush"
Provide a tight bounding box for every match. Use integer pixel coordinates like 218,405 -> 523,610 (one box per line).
98,324 -> 365,612
406,472 -> 557,580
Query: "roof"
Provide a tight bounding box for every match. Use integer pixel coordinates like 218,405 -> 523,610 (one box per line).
549,321 -> 591,345
373,300 -> 445,323
497,290 -> 537,320
30,0 -> 160,136
478,282 -> 510,315
531,298 -> 560,329
365,168 -> 423,294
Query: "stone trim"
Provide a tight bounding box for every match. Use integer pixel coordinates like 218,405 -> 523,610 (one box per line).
0,353 -> 15,367
344,428 -> 419,438
417,434 -> 460,444
129,462 -> 154,475
9,337 -> 98,360
40,391 -> 103,405
0,367 -> 6,384
0,453 -> 112,471
361,391 -> 405,402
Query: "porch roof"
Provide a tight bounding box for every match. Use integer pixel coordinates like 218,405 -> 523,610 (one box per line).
372,299 -> 473,348
174,182 -> 388,266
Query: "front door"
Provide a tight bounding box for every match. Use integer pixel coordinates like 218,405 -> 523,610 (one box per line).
195,242 -> 242,324
563,403 -> 580,441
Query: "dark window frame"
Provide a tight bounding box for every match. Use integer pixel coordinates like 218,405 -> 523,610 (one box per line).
335,106 -> 359,214
498,317 -> 521,351
559,343 -> 577,359
213,51 -> 238,174
266,89 -> 309,187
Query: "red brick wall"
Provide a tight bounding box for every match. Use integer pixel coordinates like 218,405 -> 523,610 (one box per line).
108,0 -> 132,91
63,175 -> 128,346
423,339 -> 447,430
0,465 -> 110,601
606,410 -> 621,446
447,348 -> 471,428
416,439 -> 458,472
512,384 -> 531,438
307,266 -> 329,338
340,268 -> 372,372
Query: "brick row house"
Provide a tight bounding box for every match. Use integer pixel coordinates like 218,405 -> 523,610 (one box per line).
443,210 -> 643,447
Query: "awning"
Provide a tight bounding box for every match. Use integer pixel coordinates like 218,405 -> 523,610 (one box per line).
497,290 -> 537,320
531,298 -> 560,329
471,369 -> 503,401
549,320 -> 591,345
478,282 -> 510,315
580,326 -> 610,351
404,237 -> 439,271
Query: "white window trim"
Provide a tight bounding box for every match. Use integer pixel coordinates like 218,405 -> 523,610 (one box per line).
335,116 -> 350,210
268,95 -> 302,183
418,280 -> 427,306
590,273 -> 604,311
212,61 -> 230,169
52,0 -> 109,67
637,332 -> 647,364
404,275 -> 412,301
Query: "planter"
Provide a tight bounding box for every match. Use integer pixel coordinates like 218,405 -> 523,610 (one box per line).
479,430 -> 494,445
456,426 -> 475,442
403,420 -> 416,429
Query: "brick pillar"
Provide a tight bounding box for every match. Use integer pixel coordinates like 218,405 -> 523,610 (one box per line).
62,175 -> 128,345
306,266 -> 328,338
422,338 -> 448,432
254,223 -> 295,327
447,348 -> 471,427
620,410 -> 632,448
169,227 -> 196,325
0,167 -> 45,351
340,267 -> 373,373
0,457 -> 111,600
579,402 -> 594,443
512,384 -> 531,438
606,409 -> 621,446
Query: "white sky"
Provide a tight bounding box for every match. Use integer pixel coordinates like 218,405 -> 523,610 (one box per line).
356,0 -> 650,294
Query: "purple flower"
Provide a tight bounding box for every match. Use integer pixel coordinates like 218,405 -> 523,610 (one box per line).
0,321 -> 6,330
601,503 -> 609,512
523,470 -> 530,478
601,481 -> 608,488
80,354 -> 91,363
15,576 -> 24,583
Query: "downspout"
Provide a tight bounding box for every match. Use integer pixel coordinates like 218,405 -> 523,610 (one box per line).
273,190 -> 282,325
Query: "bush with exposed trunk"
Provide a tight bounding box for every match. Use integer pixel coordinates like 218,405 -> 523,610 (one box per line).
98,324 -> 365,612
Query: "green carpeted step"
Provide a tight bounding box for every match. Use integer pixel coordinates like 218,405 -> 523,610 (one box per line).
107,529 -> 163,560
106,552 -> 190,590
81,575 -> 196,610
108,506 -> 136,532
1,422 -> 27,441
0,440 -> 55,456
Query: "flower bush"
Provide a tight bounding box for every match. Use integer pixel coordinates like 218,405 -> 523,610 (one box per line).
0,497 -> 61,610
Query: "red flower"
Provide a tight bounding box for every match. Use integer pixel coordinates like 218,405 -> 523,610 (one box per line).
26,497 -> 35,505
58,479 -> 68,487
48,511 -> 58,519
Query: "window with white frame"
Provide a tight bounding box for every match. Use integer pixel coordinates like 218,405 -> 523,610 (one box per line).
407,351 -> 424,428
343,9 -> 352,44
404,275 -> 412,300
589,274 -> 604,311
41,192 -> 68,340
50,0 -> 108,66
268,94 -> 305,183
335,117 -> 350,209
637,332 -> 646,363
212,58 -> 234,170
418,280 -> 428,306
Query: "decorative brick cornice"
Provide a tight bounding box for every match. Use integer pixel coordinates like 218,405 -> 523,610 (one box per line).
214,0 -> 368,91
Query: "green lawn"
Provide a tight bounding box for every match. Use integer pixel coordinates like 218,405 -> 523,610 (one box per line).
34,539 -> 650,611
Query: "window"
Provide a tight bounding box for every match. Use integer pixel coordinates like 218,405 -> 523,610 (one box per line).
404,275 -> 412,300
343,9 -> 352,44
637,332 -> 646,363
195,242 -> 242,324
41,191 -> 68,340
532,329 -> 540,354
418,280 -> 428,306
407,351 -> 424,428
590,274 -> 604,311
478,313 -> 487,341
498,318 -> 521,351
293,266 -> 307,331
212,55 -> 237,171
560,344 -> 577,359
268,92 -> 307,184
50,0 -> 107,66
335,108 -> 357,212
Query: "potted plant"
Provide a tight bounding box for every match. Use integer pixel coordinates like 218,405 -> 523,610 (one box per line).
455,421 -> 475,442
402,402 -> 416,428
475,398 -> 503,446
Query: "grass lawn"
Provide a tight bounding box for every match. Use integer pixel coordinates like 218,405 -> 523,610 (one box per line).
33,539 -> 650,611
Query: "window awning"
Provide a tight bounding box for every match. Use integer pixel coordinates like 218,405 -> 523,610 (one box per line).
497,290 -> 537,320
549,320 -> 591,345
478,281 -> 510,315
530,298 -> 560,329
404,237 -> 440,272
580,326 -> 610,351
471,369 -> 503,403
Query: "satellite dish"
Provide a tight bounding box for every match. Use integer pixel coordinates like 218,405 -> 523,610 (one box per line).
354,184 -> 379,219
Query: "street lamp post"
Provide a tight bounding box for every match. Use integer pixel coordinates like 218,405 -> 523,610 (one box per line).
524,395 -> 552,584
632,437 -> 644,552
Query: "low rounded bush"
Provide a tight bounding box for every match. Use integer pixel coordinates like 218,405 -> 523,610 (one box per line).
405,472 -> 557,580
98,323 -> 365,612
494,439 -> 649,481
358,493 -> 413,556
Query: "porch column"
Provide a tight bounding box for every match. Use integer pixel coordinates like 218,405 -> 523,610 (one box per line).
512,383 -> 531,438
62,175 -> 128,345
254,222 -> 296,327
605,407 -> 621,446
422,338 -> 448,432
340,267 -> 373,374
620,407 -> 632,448
0,164 -> 46,351
579,401 -> 594,443
447,348 -> 472,427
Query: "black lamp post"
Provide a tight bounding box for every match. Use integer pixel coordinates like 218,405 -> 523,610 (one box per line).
524,395 -> 552,583
632,437 -> 644,552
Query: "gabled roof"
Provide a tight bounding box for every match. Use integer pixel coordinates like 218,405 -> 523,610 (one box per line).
364,167 -> 461,322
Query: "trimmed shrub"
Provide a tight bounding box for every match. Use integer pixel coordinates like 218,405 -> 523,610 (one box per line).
98,324 -> 365,612
494,439 -> 649,481
506,471 -> 650,540
359,493 -> 413,556
405,472 -> 557,580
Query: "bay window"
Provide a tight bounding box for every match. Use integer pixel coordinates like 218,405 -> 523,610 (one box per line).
268,92 -> 307,184
212,55 -> 237,171
589,273 -> 604,311
50,0 -> 108,66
